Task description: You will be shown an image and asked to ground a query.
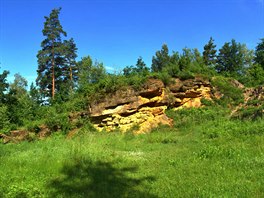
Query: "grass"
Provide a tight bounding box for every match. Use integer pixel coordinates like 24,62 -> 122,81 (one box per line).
1,107 -> 264,197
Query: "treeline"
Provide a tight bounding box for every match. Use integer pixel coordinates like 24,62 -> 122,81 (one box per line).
0,8 -> 264,133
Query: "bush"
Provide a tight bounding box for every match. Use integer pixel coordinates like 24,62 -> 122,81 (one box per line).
43,105 -> 71,133
211,76 -> 244,106
233,105 -> 264,121
177,70 -> 195,80
150,71 -> 172,86
24,120 -> 44,133
125,74 -> 148,90
0,104 -> 11,133
166,107 -> 228,130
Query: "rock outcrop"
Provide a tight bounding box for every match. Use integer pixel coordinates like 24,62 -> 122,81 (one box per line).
89,77 -> 212,133
244,86 -> 264,103
0,130 -> 34,144
231,86 -> 264,117
0,125 -> 52,143
0,77 -> 213,143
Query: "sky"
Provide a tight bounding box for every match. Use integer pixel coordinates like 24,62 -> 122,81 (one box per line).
0,0 -> 264,85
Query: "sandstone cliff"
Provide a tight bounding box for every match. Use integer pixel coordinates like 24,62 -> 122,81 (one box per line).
0,77 -> 213,143
89,77 -> 212,133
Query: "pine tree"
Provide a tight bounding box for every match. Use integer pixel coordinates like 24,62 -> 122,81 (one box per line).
63,38 -> 78,90
203,37 -> 217,67
216,39 -> 251,77
179,48 -> 193,71
36,8 -> 67,100
0,69 -> 9,104
135,56 -> 149,74
151,44 -> 170,72
255,38 -> 264,68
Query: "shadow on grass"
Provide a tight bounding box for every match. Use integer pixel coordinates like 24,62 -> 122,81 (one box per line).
48,158 -> 157,198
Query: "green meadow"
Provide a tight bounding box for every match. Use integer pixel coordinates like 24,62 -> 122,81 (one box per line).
1,107 -> 264,198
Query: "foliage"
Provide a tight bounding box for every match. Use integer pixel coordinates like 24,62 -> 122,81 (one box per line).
243,63 -> 264,87
38,103 -> 72,133
36,8 -> 77,101
0,104 -> 10,132
151,71 -> 172,86
78,56 -> 106,87
203,37 -> 217,67
123,56 -> 149,76
233,105 -> 264,120
255,38 -> 264,68
63,38 -> 78,89
216,39 -> 254,78
0,69 -> 9,103
151,44 -> 171,72
211,76 -> 244,106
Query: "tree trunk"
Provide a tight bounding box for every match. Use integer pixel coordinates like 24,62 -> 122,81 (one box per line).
70,66 -> 73,81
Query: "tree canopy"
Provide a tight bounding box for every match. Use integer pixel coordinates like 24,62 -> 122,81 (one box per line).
36,8 -> 77,101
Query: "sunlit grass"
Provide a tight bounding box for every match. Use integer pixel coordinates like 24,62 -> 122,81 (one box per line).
1,107 -> 264,197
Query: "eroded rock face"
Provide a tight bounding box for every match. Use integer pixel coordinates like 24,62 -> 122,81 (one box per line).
89,77 -> 212,133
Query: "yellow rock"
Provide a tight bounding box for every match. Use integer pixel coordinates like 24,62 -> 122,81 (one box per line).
90,77 -> 213,134
102,105 -> 126,115
102,117 -> 112,122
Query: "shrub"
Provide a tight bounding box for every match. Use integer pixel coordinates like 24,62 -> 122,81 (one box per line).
233,105 -> 264,121
24,120 -> 44,133
177,70 -> 195,80
211,76 -> 244,106
43,105 -> 71,133
150,71 -> 172,86
0,104 -> 11,133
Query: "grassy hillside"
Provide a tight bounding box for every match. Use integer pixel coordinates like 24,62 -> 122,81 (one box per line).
1,106 -> 264,197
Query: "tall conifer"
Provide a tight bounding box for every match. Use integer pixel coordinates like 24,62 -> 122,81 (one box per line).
36,8 -> 67,99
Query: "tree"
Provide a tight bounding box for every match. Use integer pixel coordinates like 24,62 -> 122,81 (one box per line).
36,8 -> 67,100
216,39 -> 250,77
123,65 -> 134,76
63,38 -> 78,90
0,104 -> 10,132
192,48 -> 208,74
9,73 -> 28,96
0,69 -> 10,131
255,38 -> 264,68
6,74 -> 31,126
29,83 -> 42,105
151,44 -> 170,72
164,51 -> 180,77
135,56 -> 149,74
245,63 -> 264,86
0,69 -> 9,103
77,56 -> 106,90
179,48 -> 193,71
123,57 -> 149,76
203,37 -> 217,67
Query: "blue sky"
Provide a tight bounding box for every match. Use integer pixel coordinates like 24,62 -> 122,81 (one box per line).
0,0 -> 263,85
